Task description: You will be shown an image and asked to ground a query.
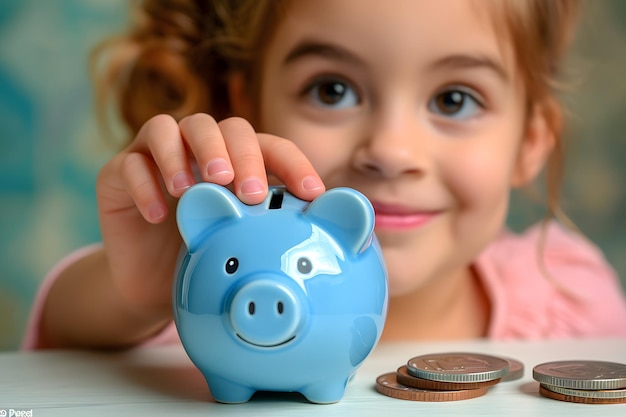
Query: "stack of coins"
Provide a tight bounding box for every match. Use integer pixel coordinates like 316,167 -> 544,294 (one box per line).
533,360 -> 626,404
375,352 -> 524,402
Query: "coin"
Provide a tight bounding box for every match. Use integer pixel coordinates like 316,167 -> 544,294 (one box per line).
500,357 -> 524,382
396,365 -> 501,391
407,352 -> 510,383
533,360 -> 626,390
539,384 -> 626,405
375,372 -> 489,402
542,383 -> 626,400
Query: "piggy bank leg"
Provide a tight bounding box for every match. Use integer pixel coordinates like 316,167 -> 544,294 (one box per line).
206,376 -> 255,404
301,379 -> 348,404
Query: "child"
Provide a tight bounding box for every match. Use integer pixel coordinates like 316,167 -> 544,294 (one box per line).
24,0 -> 626,349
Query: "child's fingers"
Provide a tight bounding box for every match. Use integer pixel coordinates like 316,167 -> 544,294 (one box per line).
218,117 -> 269,205
178,113 -> 234,185
120,151 -> 169,224
130,114 -> 320,209
139,114 -> 195,198
258,133 -> 326,201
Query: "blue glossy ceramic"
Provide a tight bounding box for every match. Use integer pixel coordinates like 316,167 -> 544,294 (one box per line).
173,183 -> 388,403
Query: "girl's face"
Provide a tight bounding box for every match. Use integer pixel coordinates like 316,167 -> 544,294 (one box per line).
248,0 -> 552,296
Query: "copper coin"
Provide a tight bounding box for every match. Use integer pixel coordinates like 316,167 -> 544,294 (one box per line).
396,365 -> 500,391
407,352 -> 509,383
500,357 -> 524,382
533,360 -> 626,390
539,384 -> 626,405
375,372 -> 488,402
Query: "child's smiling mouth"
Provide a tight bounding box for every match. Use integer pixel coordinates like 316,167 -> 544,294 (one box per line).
372,201 -> 439,230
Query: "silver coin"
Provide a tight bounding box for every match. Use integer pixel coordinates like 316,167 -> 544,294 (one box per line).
541,383 -> 626,400
407,352 -> 509,383
500,357 -> 524,382
533,360 -> 626,390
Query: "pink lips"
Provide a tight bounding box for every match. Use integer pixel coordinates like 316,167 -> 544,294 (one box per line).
372,202 -> 437,230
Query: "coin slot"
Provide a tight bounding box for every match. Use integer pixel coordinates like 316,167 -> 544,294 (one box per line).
268,189 -> 284,209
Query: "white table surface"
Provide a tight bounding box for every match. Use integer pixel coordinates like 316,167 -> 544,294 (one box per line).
2,338 -> 625,416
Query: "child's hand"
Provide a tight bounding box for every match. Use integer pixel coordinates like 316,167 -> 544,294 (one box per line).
95,114 -> 325,323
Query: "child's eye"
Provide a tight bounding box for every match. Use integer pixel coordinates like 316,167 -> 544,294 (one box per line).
305,77 -> 359,109
428,88 -> 483,119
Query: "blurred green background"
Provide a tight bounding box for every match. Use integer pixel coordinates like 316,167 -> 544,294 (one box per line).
1,1 -> 625,350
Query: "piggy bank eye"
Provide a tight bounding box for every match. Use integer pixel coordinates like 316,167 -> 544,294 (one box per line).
297,257 -> 312,274
225,257 -> 239,274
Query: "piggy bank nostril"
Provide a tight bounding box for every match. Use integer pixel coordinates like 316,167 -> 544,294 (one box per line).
248,302 -> 256,315
277,301 -> 284,315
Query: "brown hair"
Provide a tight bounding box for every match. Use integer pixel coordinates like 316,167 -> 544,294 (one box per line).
92,0 -> 580,220
91,0 -> 287,140
486,0 -> 581,223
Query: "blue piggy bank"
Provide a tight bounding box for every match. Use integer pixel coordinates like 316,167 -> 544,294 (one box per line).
173,183 -> 388,404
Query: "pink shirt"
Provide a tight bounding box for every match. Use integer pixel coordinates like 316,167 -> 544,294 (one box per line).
479,223 -> 626,339
22,222 -> 626,349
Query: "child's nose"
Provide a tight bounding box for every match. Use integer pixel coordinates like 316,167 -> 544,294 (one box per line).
352,111 -> 429,180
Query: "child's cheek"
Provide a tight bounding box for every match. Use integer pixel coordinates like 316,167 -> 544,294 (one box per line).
443,146 -> 512,229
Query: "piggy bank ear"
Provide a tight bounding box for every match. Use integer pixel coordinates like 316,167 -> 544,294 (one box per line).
177,183 -> 242,252
303,187 -> 375,255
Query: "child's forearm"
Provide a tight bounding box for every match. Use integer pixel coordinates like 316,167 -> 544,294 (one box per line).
38,248 -> 172,349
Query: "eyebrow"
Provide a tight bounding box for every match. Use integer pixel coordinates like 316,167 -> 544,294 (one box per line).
283,40 -> 365,67
430,54 -> 509,82
283,40 -> 509,83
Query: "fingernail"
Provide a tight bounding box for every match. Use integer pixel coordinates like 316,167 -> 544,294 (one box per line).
173,172 -> 193,191
207,158 -> 231,177
148,202 -> 166,222
302,175 -> 324,192
240,177 -> 265,196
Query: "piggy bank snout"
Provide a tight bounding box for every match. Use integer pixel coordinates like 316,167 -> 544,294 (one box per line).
229,279 -> 303,348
